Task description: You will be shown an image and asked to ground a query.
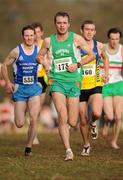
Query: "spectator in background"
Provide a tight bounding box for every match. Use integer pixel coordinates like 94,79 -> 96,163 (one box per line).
40,105 -> 56,129
0,63 -> 6,87
0,97 -> 15,134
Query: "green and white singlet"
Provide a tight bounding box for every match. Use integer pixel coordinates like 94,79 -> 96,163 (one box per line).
100,44 -> 123,84
101,44 -> 123,97
49,32 -> 82,82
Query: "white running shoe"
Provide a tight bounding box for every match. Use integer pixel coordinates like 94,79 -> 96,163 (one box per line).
90,124 -> 98,140
33,136 -> 40,145
65,149 -> 74,161
81,146 -> 91,156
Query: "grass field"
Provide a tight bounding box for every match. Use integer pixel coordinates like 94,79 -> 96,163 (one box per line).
0,129 -> 123,180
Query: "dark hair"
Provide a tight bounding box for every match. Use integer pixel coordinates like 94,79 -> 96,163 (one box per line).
54,11 -> 70,23
81,20 -> 95,30
22,25 -> 35,36
107,27 -> 122,38
31,22 -> 43,31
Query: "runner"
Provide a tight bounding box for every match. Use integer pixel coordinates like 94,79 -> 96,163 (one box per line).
2,25 -> 42,156
37,12 -> 95,160
101,27 -> 123,149
79,20 -> 109,156
31,22 -> 48,145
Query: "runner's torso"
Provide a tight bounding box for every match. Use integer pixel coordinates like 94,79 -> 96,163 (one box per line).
100,44 -> 123,84
13,44 -> 38,84
80,39 -> 102,89
49,32 -> 82,82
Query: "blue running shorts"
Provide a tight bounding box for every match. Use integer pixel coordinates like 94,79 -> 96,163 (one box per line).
12,83 -> 42,102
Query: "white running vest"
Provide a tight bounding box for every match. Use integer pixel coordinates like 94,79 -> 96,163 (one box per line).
105,44 -> 123,84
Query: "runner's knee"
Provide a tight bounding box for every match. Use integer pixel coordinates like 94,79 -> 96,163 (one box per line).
105,114 -> 114,121
68,119 -> 77,128
114,115 -> 122,123
93,111 -> 101,120
15,121 -> 24,128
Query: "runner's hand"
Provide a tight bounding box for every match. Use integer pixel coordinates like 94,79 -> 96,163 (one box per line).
67,63 -> 78,72
44,64 -> 50,75
6,81 -> 14,93
102,74 -> 109,83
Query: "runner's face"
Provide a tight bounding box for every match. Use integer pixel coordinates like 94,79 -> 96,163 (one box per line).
81,24 -> 96,41
109,33 -> 120,49
23,29 -> 35,46
55,16 -> 70,35
35,27 -> 43,40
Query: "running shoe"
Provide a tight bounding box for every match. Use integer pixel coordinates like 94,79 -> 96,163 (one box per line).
81,146 -> 91,156
25,147 -> 32,156
64,149 -> 74,161
33,136 -> 40,145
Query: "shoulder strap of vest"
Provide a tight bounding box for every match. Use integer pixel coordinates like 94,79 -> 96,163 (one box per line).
34,44 -> 38,54
93,39 -> 100,63
17,44 -> 23,57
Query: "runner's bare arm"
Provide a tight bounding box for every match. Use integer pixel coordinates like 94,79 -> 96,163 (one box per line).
2,48 -> 18,83
100,48 -> 109,75
36,37 -> 51,74
67,34 -> 95,72
100,43 -> 109,82
36,38 -> 50,65
2,48 -> 19,93
75,34 -> 95,65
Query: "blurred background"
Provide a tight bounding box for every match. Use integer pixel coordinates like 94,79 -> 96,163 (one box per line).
0,0 -> 123,133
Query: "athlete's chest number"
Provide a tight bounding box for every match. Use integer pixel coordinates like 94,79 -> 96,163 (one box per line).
54,57 -> 72,72
83,69 -> 93,75
57,63 -> 69,71
23,76 -> 34,84
83,64 -> 96,76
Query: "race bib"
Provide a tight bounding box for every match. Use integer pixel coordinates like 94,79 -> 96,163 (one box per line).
54,57 -> 72,72
83,64 -> 96,76
23,76 -> 34,84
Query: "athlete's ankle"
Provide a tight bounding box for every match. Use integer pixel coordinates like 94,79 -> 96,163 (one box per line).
66,148 -> 72,152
